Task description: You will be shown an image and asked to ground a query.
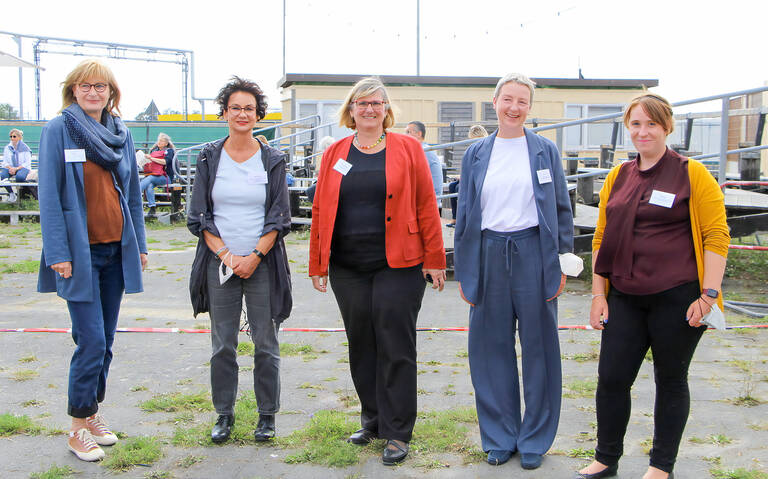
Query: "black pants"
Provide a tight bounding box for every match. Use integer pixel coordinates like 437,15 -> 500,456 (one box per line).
449,180 -> 459,220
595,280 -> 705,473
329,261 -> 426,442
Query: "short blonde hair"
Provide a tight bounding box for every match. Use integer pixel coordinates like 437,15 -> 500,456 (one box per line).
153,132 -> 175,150
9,128 -> 23,138
61,59 -> 121,115
468,125 -> 488,139
623,94 -> 675,135
338,77 -> 395,130
494,73 -> 536,103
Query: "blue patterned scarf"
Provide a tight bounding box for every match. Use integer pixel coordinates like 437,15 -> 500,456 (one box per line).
62,103 -> 128,171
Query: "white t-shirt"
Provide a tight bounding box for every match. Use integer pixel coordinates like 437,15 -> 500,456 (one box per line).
212,148 -> 267,255
480,136 -> 539,232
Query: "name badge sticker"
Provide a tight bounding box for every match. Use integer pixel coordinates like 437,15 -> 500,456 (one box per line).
247,172 -> 268,185
649,190 -> 675,208
64,149 -> 86,163
333,159 -> 353,176
536,168 -> 552,184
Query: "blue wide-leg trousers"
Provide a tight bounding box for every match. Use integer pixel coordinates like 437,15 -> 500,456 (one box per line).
468,227 -> 562,455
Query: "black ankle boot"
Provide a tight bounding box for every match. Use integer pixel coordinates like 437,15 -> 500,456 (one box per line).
254,414 -> 275,441
211,414 -> 234,443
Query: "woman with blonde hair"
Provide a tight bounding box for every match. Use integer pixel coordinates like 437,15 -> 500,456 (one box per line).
309,77 -> 445,465
139,132 -> 176,216
575,94 -> 729,479
37,59 -> 147,461
2,128 -> 33,201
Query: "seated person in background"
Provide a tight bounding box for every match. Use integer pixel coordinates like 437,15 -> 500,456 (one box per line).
2,129 -> 33,202
139,133 -> 175,216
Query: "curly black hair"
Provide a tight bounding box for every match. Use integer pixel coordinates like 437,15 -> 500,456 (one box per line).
214,76 -> 268,120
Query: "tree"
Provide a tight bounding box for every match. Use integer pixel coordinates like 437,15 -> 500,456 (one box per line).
0,103 -> 19,120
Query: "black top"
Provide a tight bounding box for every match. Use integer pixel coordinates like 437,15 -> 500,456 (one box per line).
331,145 -> 387,271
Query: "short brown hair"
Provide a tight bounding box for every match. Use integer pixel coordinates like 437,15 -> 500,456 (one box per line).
214,76 -> 268,120
338,77 -> 395,130
61,59 -> 121,115
623,94 -> 674,134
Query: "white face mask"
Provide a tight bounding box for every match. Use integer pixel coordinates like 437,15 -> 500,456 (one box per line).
218,252 -> 234,285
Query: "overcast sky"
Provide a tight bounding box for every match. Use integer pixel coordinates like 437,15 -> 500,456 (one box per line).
1,0 -> 766,120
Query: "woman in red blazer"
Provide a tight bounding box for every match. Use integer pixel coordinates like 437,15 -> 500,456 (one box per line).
309,77 -> 445,466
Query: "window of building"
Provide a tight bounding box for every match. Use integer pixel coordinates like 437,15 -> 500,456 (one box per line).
564,104 -> 626,149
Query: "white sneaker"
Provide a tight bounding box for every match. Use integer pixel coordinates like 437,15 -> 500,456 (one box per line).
86,413 -> 119,446
7,192 -> 16,202
68,428 -> 105,461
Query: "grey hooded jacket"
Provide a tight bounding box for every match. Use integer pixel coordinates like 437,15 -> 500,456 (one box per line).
187,137 -> 292,321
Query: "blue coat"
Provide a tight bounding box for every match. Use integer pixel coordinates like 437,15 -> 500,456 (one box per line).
37,115 -> 147,302
454,129 -> 573,304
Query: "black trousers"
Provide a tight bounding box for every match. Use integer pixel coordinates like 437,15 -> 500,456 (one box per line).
595,280 -> 705,473
329,261 -> 426,442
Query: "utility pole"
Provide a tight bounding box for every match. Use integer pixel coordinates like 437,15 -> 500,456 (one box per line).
416,0 -> 420,76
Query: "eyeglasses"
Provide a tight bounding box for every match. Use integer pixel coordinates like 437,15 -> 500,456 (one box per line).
9,135 -> 18,138
228,105 -> 257,115
353,101 -> 387,111
78,83 -> 108,93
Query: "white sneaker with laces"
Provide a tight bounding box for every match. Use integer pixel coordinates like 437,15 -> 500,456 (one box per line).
7,192 -> 17,202
68,428 -> 105,462
86,413 -> 119,446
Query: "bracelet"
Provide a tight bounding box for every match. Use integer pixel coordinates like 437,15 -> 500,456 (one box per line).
215,246 -> 227,256
253,249 -> 266,260
591,294 -> 605,299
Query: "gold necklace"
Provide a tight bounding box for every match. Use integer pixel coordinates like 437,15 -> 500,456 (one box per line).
354,132 -> 386,150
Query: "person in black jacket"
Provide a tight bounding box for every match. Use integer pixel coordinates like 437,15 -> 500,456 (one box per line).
187,76 -> 292,445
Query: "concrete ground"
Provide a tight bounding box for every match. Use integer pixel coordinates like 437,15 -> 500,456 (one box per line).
0,222 -> 766,479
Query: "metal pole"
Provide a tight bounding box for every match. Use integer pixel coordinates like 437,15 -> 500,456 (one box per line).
34,40 -> 41,121
283,0 -> 286,78
15,35 -> 23,119
719,97 -> 729,182
416,0 -> 420,76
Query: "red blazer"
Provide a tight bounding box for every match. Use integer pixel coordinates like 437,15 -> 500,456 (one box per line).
309,132 -> 446,276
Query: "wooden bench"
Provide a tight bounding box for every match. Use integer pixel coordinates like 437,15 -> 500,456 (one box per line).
0,210 -> 40,225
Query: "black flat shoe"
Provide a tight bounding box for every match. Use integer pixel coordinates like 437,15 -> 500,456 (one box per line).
347,428 -> 377,445
253,414 -> 275,441
573,462 -> 618,478
382,439 -> 409,465
211,414 -> 234,443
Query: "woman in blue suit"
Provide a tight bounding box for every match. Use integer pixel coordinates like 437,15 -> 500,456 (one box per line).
37,60 -> 147,462
454,73 -> 573,470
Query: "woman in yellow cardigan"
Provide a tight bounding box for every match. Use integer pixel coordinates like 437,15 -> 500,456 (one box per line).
575,94 -> 729,479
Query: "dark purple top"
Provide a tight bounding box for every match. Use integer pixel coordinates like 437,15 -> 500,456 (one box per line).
594,148 -> 698,295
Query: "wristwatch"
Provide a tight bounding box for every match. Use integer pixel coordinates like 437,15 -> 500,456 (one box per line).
253,249 -> 265,260
702,288 -> 719,299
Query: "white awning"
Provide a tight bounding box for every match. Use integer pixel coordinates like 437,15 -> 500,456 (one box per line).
0,51 -> 42,69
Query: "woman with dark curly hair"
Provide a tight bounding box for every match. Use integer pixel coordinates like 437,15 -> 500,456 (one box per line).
188,76 -> 292,444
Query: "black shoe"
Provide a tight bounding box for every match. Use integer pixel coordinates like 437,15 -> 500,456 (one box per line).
382,439 -> 408,465
253,414 -> 275,442
347,428 -> 377,445
211,414 -> 234,444
573,462 -> 618,478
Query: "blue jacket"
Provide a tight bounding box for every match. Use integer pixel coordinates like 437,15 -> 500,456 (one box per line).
454,129 -> 573,304
37,115 -> 147,302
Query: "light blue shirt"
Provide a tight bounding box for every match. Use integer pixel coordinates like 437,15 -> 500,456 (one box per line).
422,143 -> 443,206
212,149 -> 267,255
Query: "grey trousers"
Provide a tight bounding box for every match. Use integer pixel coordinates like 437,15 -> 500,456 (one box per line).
206,255 -> 280,416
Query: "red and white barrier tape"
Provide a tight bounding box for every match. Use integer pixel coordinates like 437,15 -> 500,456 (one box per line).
729,244 -> 768,251
1,324 -> 767,334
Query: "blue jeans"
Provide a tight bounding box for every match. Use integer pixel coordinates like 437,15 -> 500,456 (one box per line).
139,175 -> 167,207
1,167 -> 29,194
66,242 -> 125,418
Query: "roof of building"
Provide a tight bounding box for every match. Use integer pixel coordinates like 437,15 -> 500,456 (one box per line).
278,73 -> 659,89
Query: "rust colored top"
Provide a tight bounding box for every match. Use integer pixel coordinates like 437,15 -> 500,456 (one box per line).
84,160 -> 123,244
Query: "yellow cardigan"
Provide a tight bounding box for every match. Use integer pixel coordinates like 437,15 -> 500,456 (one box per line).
592,158 -> 730,308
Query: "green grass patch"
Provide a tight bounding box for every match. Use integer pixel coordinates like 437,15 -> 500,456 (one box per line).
0,259 -> 39,273
11,369 -> 39,381
731,395 -> 762,407
171,392 -> 262,447
0,198 -> 38,211
455,350 -> 469,358
566,349 -> 600,362
176,454 -> 204,468
139,391 -> 213,413
710,468 -> 768,479
102,436 -> 163,471
0,413 -> 44,436
563,380 -> 597,399
280,342 -> 317,358
18,354 -> 37,363
144,471 -> 174,478
566,447 -> 595,459
725,249 -> 768,282
21,399 -> 44,407
30,464 -> 77,479
689,434 -> 733,446
277,410 -> 362,467
0,240 -> 10,248
237,342 -> 255,355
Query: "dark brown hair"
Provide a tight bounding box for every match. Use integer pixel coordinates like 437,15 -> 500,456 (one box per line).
214,76 -> 267,120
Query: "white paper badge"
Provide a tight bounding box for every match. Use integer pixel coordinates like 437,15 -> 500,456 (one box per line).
218,253 -> 234,285
333,159 -> 353,176
649,190 -> 675,208
536,169 -> 552,184
247,172 -> 268,185
64,149 -> 86,163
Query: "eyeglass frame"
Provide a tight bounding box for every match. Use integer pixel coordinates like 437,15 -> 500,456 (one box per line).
77,82 -> 109,93
352,100 -> 389,111
227,105 -> 259,116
